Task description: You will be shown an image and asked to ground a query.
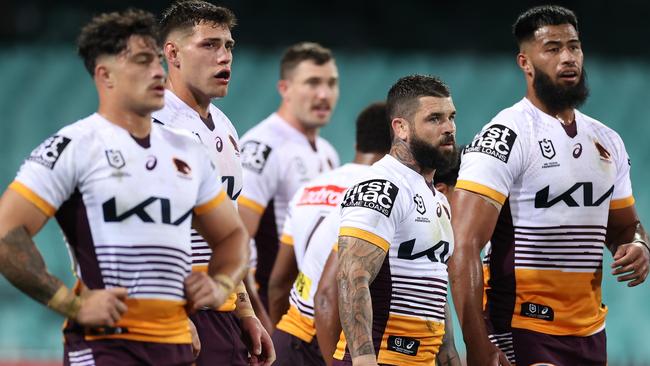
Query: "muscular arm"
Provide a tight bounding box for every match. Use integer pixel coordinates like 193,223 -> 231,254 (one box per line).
448,189 -> 504,365
606,205 -> 650,287
315,249 -> 341,366
268,242 -> 298,326
436,303 -> 461,366
239,204 -> 263,238
337,235 -> 387,363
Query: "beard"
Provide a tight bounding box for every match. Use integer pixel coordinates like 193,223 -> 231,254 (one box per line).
533,65 -> 589,113
410,132 -> 458,173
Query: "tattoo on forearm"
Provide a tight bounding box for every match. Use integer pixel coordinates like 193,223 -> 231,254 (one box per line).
337,236 -> 387,359
0,226 -> 62,305
390,138 -> 421,174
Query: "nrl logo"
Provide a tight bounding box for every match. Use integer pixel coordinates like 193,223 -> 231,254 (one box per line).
105,149 -> 125,169
538,138 -> 556,160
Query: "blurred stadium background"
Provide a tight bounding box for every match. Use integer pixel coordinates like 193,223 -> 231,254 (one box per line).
0,0 -> 649,364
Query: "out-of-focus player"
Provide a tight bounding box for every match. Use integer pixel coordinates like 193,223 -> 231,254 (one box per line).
0,9 -> 249,366
448,5 -> 650,366
267,102 -> 391,366
335,75 -> 458,366
237,42 -> 340,310
153,1 -> 273,364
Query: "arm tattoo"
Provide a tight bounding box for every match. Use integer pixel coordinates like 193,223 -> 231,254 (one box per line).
390,138 -> 421,174
0,226 -> 63,305
337,236 -> 387,359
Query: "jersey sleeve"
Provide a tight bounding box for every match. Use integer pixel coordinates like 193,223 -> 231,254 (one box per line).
10,133 -> 78,216
456,117 -> 526,205
194,146 -> 227,215
280,197 -> 296,246
338,178 -> 403,252
238,139 -> 279,213
609,134 -> 634,209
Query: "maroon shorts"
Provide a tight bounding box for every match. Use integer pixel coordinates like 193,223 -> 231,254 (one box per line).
272,328 -> 325,366
332,360 -> 395,366
490,327 -> 607,365
63,337 -> 193,366
191,309 -> 249,366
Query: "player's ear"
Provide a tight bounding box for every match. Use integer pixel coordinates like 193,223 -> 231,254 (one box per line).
517,52 -> 532,77
164,41 -> 180,68
277,79 -> 289,98
392,118 -> 409,141
94,61 -> 114,89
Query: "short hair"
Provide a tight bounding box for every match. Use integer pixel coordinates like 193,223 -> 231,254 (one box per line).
433,146 -> 462,186
513,5 -> 578,46
77,8 -> 159,75
160,0 -> 237,42
280,42 -> 333,79
386,75 -> 451,125
356,102 -> 392,154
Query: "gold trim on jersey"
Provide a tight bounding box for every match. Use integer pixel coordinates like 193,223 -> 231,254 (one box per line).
84,298 -> 191,344
339,227 -> 390,252
9,180 -> 56,217
280,234 -> 294,246
192,264 -> 237,312
276,304 -> 315,342
456,180 -> 507,205
610,196 -> 635,210
194,191 -> 227,215
237,195 -> 265,214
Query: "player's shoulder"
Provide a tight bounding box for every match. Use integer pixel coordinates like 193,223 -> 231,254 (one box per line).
316,135 -> 338,156
154,122 -> 203,150
240,114 -> 286,146
486,98 -> 534,132
55,113 -> 108,140
578,110 -> 623,142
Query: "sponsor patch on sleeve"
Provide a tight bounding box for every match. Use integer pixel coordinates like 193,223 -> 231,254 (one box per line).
27,135 -> 72,169
464,123 -> 517,163
341,179 -> 399,218
240,140 -> 272,174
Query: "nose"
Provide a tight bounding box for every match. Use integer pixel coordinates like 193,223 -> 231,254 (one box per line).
560,47 -> 578,66
153,60 -> 165,80
217,46 -> 232,65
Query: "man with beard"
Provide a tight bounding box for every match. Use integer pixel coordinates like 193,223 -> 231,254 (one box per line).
449,5 -> 649,366
334,75 -> 458,366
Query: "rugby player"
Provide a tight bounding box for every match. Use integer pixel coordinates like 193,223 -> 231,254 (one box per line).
448,5 -> 650,365
0,9 -> 248,365
268,102 -> 391,366
237,42 -> 340,309
335,75 -> 458,366
153,1 -> 273,364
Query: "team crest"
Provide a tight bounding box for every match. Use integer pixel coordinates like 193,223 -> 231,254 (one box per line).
594,140 -> 612,162
105,149 -> 125,169
413,194 -> 426,214
173,157 -> 192,178
538,139 -> 556,160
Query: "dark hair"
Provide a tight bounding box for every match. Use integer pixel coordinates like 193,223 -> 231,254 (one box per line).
77,8 -> 159,75
386,75 -> 451,128
513,5 -> 578,45
356,102 -> 391,154
280,42 -> 333,79
433,146 -> 462,186
160,0 -> 237,42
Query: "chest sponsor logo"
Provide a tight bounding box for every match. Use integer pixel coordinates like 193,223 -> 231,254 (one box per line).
102,197 -> 193,226
341,179 -> 399,218
298,185 -> 346,207
520,302 -> 554,321
398,238 -> 451,264
534,183 -> 614,208
538,138 -> 556,160
387,336 -> 420,356
465,124 -> 517,163
413,194 -> 426,214
28,135 -> 71,169
105,149 -> 126,169
241,140 -> 272,174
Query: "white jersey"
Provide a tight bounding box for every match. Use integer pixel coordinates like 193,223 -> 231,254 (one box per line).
238,113 -> 339,299
276,163 -> 371,342
10,113 -> 225,344
334,155 -> 453,366
152,90 -> 242,311
457,98 -> 634,342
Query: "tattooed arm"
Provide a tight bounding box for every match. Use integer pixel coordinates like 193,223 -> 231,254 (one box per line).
0,189 -> 128,326
337,235 -> 387,366
234,282 -> 276,366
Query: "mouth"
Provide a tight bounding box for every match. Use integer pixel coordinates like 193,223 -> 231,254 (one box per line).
311,104 -> 331,117
558,69 -> 579,82
214,69 -> 231,84
150,84 -> 165,95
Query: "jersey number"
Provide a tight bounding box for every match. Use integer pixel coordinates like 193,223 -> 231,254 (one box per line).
398,239 -> 450,264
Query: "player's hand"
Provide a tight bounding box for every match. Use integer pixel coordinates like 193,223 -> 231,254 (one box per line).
76,287 -> 128,327
184,272 -> 229,313
351,354 -> 379,366
189,319 -> 201,358
467,341 -> 511,366
240,316 -> 275,366
612,242 -> 650,287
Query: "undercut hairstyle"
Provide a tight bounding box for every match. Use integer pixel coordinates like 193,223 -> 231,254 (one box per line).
356,102 -> 392,154
280,42 -> 333,79
386,75 -> 451,134
434,146 -> 462,186
513,5 -> 578,46
77,8 -> 159,75
160,0 -> 237,42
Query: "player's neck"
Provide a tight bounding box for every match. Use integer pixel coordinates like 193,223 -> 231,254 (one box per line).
166,78 -> 212,119
389,140 -> 434,182
352,152 -> 384,166
526,91 -> 575,125
276,107 -> 319,144
97,103 -> 152,138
